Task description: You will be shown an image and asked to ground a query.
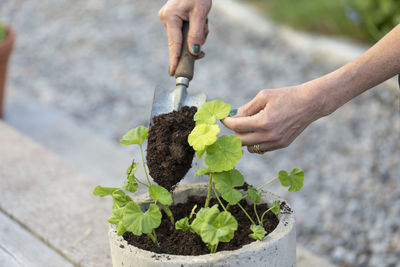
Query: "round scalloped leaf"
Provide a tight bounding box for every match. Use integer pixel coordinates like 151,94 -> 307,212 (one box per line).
205,135 -> 242,172
247,186 -> 261,204
120,126 -> 148,146
149,185 -> 173,205
270,200 -> 281,215
198,208 -> 238,245
175,217 -> 190,231
123,202 -> 162,235
278,168 -> 304,192
194,100 -> 231,125
249,224 -> 266,241
213,169 -> 244,205
188,124 -> 220,151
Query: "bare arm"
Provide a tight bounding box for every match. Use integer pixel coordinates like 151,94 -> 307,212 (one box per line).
223,24 -> 400,153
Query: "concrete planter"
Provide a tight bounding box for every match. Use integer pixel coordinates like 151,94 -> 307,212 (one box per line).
0,26 -> 15,118
108,183 -> 296,267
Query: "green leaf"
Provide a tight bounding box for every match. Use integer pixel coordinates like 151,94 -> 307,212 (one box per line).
194,100 -> 231,125
175,217 -> 190,231
249,224 -> 267,241
270,200 -> 281,215
126,162 -> 139,176
108,207 -> 127,236
112,190 -> 133,209
120,126 -> 148,146
93,185 -> 119,197
205,135 -> 242,172
191,205 -> 238,246
195,166 -> 211,177
149,185 -> 173,205
188,124 -> 220,151
123,203 -> 162,235
123,180 -> 138,193
213,169 -> 244,205
278,168 -> 304,192
247,186 -> 261,204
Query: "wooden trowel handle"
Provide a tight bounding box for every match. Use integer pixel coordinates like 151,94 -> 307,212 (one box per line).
175,21 -> 195,81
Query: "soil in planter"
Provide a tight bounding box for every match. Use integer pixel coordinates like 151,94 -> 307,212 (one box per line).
147,106 -> 197,191
123,196 -> 280,255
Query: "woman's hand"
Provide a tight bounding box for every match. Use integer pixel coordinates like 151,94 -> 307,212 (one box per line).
158,0 -> 211,76
223,85 -> 327,153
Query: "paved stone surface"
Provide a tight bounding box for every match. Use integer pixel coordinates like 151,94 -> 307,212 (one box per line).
0,122 -> 112,267
1,0 -> 399,266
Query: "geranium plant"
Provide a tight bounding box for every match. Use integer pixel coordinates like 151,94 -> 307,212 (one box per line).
93,99 -> 304,253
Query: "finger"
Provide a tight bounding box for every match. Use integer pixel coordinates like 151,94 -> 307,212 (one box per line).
165,17 -> 183,76
236,130 -> 278,146
187,12 -> 207,56
223,110 -> 264,133
247,141 -> 281,153
196,51 -> 205,59
236,91 -> 268,118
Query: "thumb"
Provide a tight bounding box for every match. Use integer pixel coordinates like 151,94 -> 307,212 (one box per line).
187,14 -> 207,56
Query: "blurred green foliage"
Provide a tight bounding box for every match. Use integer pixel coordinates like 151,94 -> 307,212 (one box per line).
243,0 -> 400,43
0,23 -> 6,42
350,0 -> 400,41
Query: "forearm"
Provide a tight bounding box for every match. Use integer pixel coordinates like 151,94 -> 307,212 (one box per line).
306,24 -> 400,116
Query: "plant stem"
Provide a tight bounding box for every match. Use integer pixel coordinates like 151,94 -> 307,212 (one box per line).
260,207 -> 273,223
211,243 -> 218,253
136,179 -> 149,187
205,174 -> 213,208
160,203 -> 175,225
148,230 -> 159,247
256,176 -> 278,191
139,144 -> 151,185
254,203 -> 261,225
138,200 -> 156,204
237,203 -> 256,225
225,203 -> 231,211
212,184 -> 227,212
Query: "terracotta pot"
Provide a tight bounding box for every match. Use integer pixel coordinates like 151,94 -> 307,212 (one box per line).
0,26 -> 15,118
108,183 -> 296,267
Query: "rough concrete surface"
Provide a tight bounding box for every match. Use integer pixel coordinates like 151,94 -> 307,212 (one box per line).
0,0 -> 399,266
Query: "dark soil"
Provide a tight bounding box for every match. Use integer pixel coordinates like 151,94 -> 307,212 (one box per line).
123,196 -> 280,255
147,106 -> 197,191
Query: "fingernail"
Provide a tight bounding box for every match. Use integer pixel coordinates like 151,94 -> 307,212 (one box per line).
206,18 -> 209,24
192,44 -> 200,55
229,109 -> 238,116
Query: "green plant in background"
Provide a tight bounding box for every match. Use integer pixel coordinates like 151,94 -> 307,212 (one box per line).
243,0 -> 400,43
93,126 -> 174,247
349,0 -> 400,42
0,23 -> 7,42
176,100 -> 304,252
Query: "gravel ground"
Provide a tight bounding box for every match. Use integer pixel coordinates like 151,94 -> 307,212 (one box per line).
1,0 -> 399,266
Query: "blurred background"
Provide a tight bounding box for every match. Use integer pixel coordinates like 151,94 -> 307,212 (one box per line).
0,0 -> 399,266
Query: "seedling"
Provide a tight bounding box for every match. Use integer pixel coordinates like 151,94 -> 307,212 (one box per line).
93,100 -> 305,253
93,126 -> 174,246
176,100 -> 304,250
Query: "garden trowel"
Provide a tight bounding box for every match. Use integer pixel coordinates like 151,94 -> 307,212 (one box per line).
149,21 -> 206,126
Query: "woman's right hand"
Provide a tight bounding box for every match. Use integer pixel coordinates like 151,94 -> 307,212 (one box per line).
158,0 -> 211,76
